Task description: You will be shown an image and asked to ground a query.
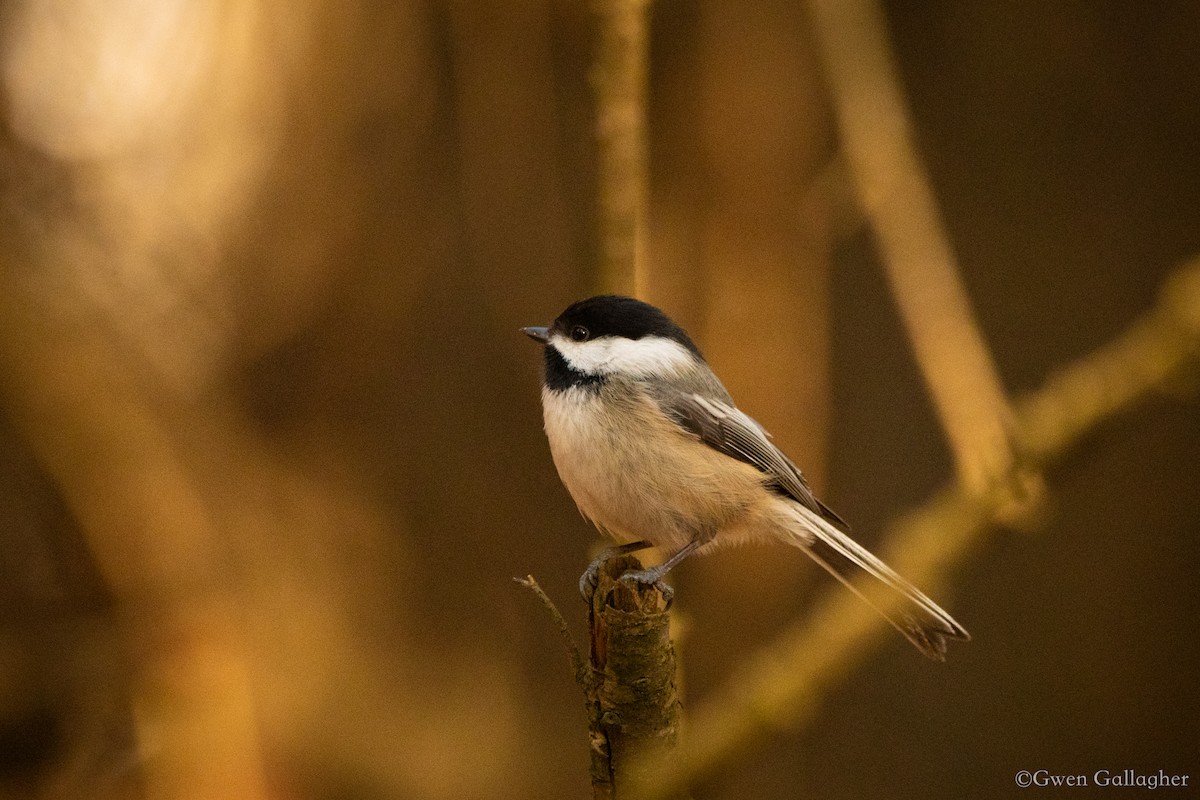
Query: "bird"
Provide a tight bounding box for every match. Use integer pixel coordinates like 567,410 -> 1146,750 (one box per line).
522,295 -> 969,660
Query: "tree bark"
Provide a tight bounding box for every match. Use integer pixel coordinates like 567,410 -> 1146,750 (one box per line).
586,555 -> 685,800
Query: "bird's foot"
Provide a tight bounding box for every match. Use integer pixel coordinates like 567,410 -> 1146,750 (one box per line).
617,566 -> 673,607
578,559 -> 603,599
578,540 -> 655,600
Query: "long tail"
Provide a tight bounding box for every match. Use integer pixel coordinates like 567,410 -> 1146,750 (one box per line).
783,504 -> 970,660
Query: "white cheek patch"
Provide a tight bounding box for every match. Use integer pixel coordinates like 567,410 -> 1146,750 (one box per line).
552,333 -> 694,378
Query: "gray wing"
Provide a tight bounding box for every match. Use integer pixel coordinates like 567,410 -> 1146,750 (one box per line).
658,390 -> 849,530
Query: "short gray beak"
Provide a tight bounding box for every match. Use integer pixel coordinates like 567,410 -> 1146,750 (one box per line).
521,326 -> 550,344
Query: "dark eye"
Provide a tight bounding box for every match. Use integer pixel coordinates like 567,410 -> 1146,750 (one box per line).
570,325 -> 590,342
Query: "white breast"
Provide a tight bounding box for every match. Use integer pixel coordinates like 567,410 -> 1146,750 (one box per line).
541,383 -> 768,553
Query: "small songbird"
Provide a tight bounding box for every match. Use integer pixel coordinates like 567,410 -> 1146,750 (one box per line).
522,295 -> 969,659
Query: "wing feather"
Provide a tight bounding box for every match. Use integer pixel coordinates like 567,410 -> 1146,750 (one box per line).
660,391 -> 849,530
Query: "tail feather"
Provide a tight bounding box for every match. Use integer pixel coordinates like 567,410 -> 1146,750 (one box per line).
787,505 -> 970,660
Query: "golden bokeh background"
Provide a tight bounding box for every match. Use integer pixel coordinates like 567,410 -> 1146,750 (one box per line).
1,2 -> 1197,799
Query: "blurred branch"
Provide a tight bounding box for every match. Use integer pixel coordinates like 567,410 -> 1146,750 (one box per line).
629,256 -> 1200,800
0,288 -> 273,800
592,0 -> 650,296
806,0 -> 1018,495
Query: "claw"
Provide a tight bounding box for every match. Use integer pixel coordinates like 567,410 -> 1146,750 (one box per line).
618,568 -> 674,607
578,540 -> 654,601
578,561 -> 602,599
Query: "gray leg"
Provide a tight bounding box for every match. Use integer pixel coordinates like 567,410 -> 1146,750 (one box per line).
617,536 -> 706,605
579,540 -> 653,598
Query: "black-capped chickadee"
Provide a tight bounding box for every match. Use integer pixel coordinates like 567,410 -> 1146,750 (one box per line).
522,295 -> 969,660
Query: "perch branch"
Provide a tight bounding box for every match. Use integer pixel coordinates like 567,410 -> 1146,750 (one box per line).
628,256 -> 1200,800
806,0 -> 1019,495
586,555 -> 685,800
592,0 -> 651,296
